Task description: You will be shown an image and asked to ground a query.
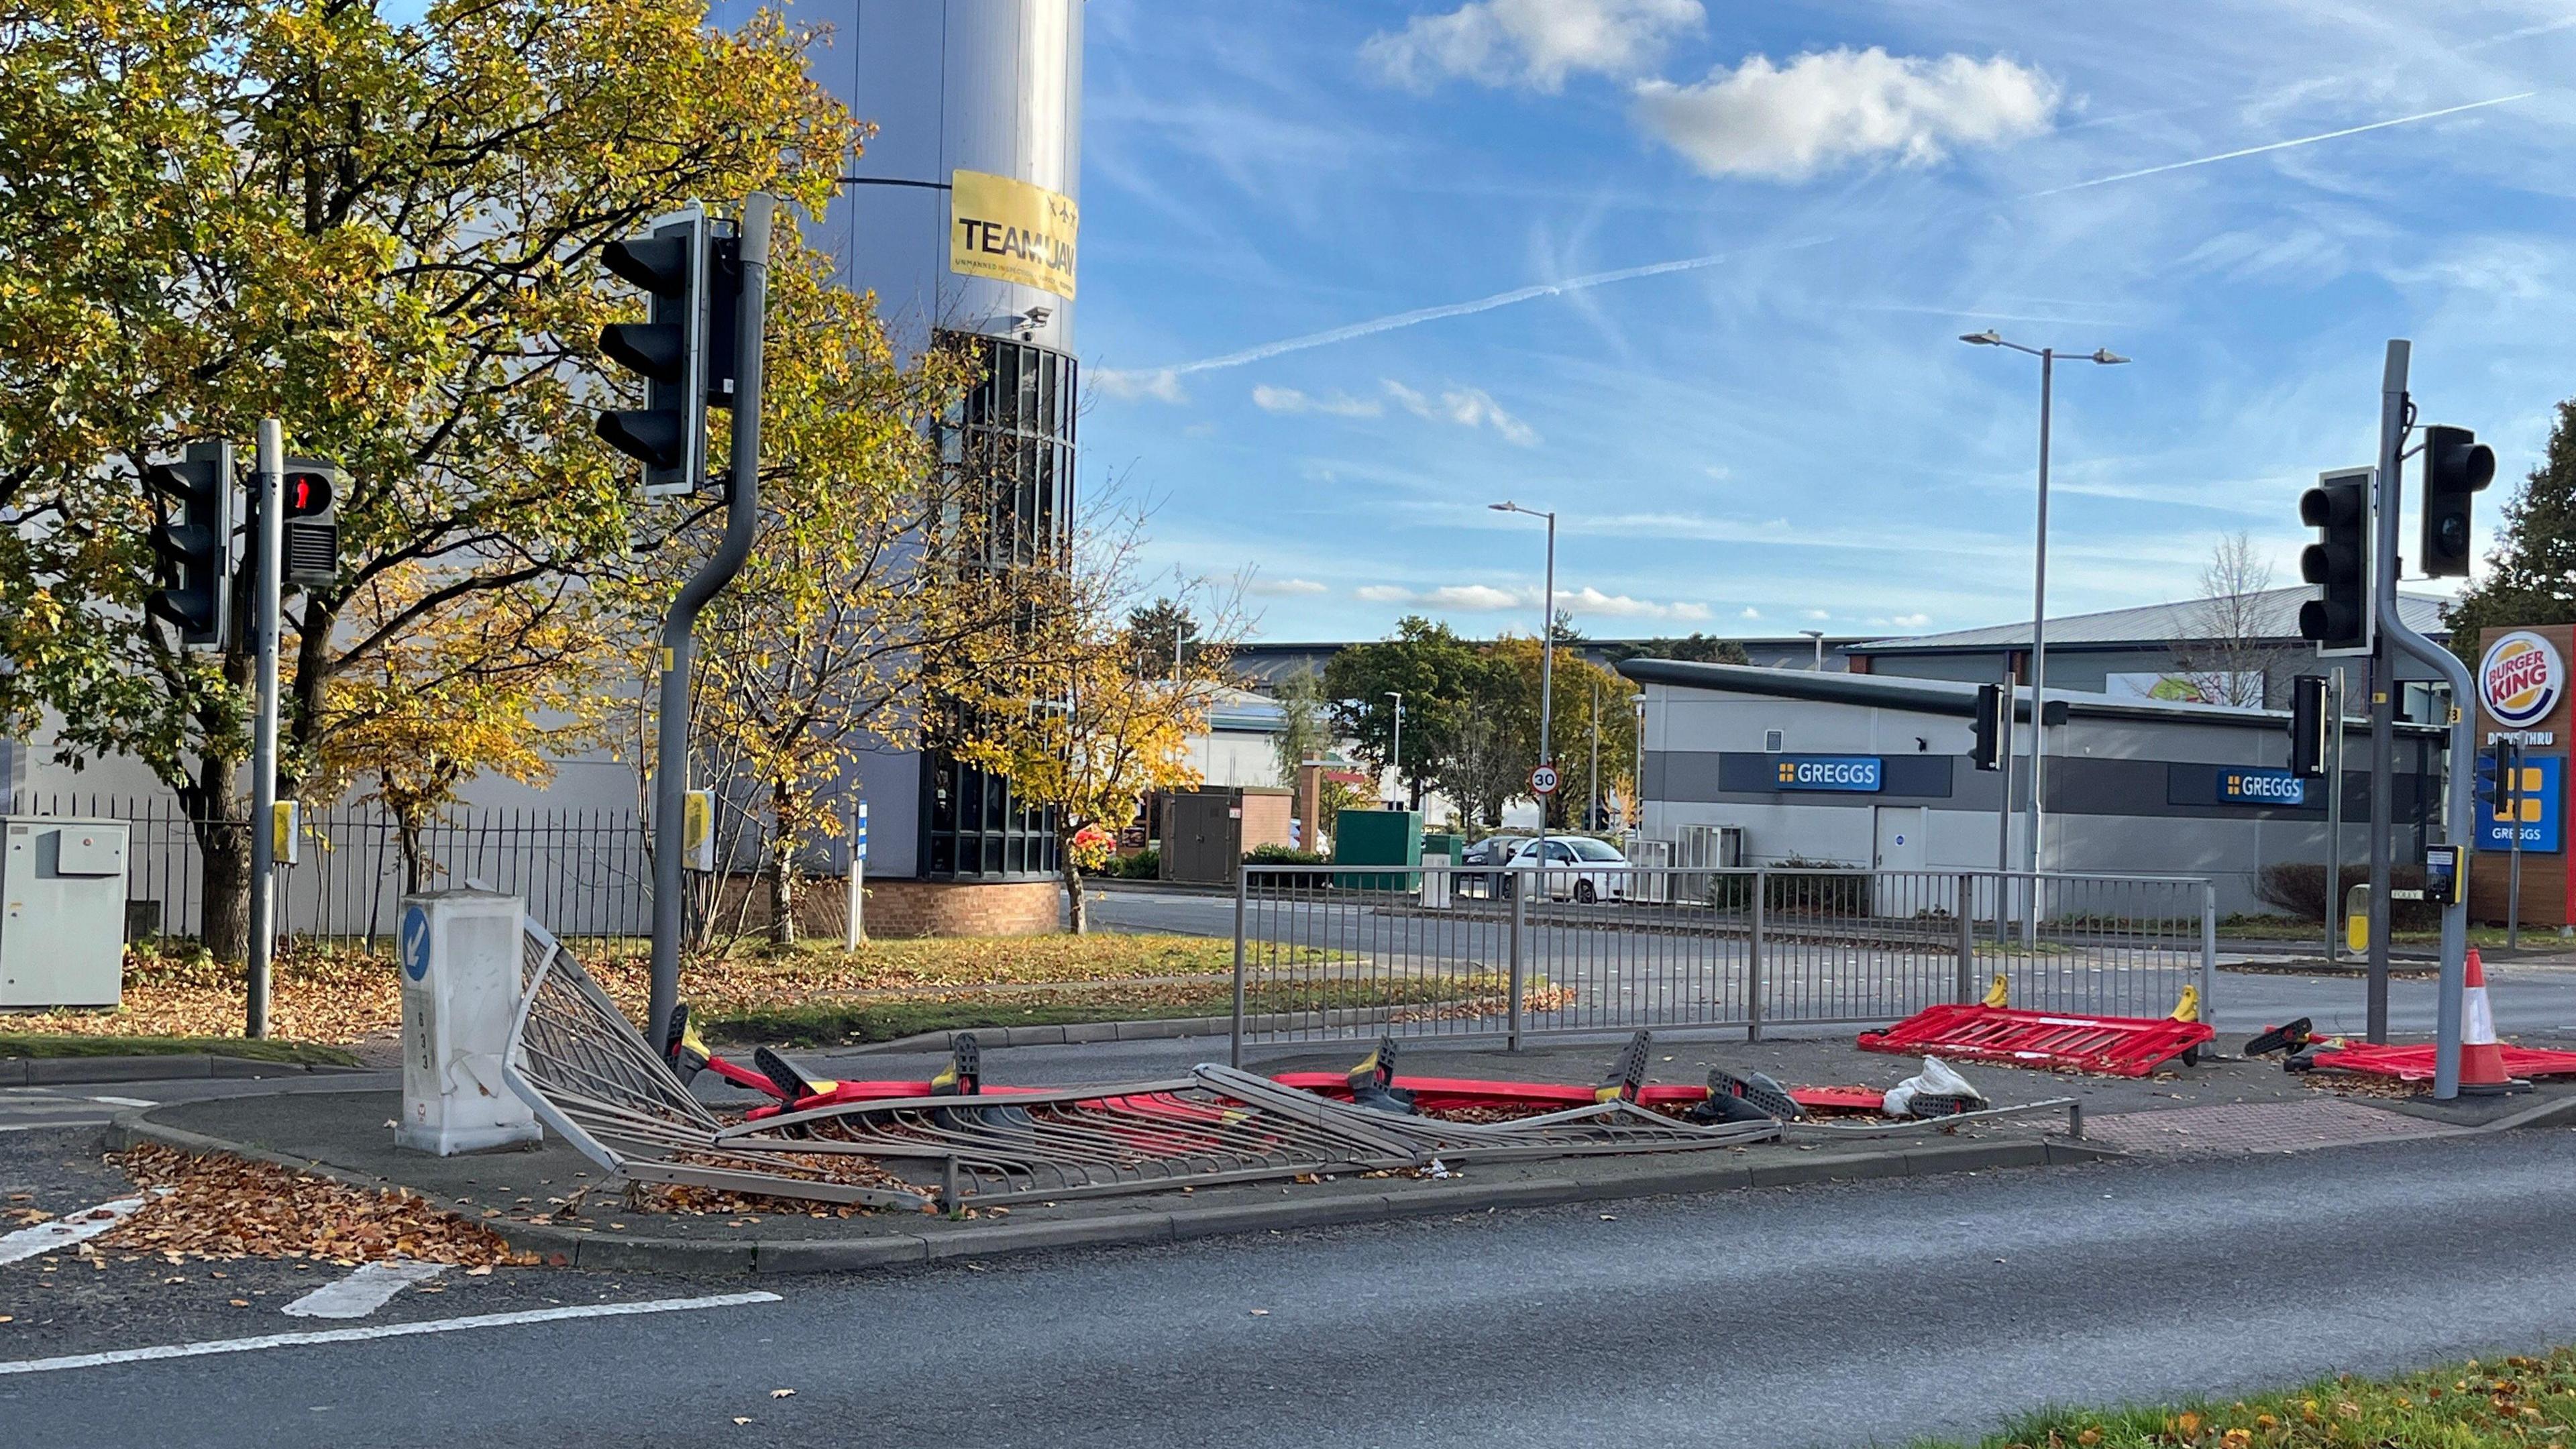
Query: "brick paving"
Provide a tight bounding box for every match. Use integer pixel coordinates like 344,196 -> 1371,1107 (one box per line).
2082,1097 -> 2452,1156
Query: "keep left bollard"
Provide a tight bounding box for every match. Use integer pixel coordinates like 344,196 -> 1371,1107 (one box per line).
396,889 -> 542,1155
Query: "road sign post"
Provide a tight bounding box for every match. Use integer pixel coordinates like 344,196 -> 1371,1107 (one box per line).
246,419 -> 283,1038
1528,763 -> 1559,798
844,800 -> 869,951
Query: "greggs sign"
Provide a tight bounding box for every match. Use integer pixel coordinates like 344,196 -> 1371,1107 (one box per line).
2481,631 -> 2565,730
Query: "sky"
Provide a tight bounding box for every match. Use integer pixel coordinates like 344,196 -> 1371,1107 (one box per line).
1068,0 -> 2576,645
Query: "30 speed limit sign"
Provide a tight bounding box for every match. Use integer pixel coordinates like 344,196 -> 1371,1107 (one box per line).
1528,763 -> 1560,796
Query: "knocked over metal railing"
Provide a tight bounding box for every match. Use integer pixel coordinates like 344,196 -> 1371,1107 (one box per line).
501,918 -> 1788,1213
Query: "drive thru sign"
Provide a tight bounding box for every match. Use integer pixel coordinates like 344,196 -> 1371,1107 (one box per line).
1529,763 -> 1560,796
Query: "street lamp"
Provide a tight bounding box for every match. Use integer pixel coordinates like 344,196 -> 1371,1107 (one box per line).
1628,692 -> 1649,833
1385,690 -> 1404,810
1491,500 -> 1557,879
1958,329 -> 2128,897
1799,628 -> 1825,670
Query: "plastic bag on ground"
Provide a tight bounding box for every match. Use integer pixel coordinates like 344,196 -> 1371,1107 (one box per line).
1882,1056 -> 1987,1118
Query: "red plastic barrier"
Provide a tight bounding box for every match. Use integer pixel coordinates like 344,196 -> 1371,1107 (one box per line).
1856,1004 -> 2213,1078
2308,1040 -> 2576,1082
1268,1071 -> 1866,1113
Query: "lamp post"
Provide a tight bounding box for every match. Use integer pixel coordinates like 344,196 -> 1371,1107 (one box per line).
1491,501 -> 1556,881
1799,628 -> 1825,670
1385,690 -> 1404,810
1628,692 -> 1648,833
1958,331 -> 2127,902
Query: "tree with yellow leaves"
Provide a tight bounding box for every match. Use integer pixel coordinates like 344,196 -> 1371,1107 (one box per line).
953,512 -> 1243,935
0,0 -> 853,962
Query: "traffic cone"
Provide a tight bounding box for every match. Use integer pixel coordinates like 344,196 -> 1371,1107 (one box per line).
2459,949 -> 2514,1095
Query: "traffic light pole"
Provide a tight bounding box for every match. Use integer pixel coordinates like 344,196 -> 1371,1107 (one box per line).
246,418 -> 284,1038
647,193 -> 772,1053
2365,347 -> 2402,1045
2367,339 -> 2473,1098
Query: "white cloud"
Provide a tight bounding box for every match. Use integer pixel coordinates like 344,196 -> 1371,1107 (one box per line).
1364,0 -> 1702,93
1888,612 -> 1932,628
1422,584 -> 1536,611
1248,576 -> 1330,597
1739,606 -> 1762,621
1703,464 -> 1732,480
1803,608 -> 1831,621
1252,383 -> 1383,417
1633,48 -> 2060,181
1562,586 -> 1709,621
1383,378 -> 1540,446
1092,368 -> 1187,402
1354,584 -> 1415,604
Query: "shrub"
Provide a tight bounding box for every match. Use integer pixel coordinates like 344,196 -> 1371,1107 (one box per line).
2255,861 -> 2438,931
1703,857 -> 1869,914
1246,844 -> 1326,866
1111,848 -> 1161,879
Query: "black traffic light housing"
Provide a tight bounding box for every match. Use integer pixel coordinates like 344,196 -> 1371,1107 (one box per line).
596,207 -> 714,495
2419,424 -> 2494,578
141,440 -> 235,648
1969,682 -> 2007,771
2288,673 -> 2328,778
2297,468 -> 2372,656
280,456 -> 345,590
2477,737 -> 2524,827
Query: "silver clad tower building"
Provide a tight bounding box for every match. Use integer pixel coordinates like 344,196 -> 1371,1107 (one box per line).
761,0 -> 1085,900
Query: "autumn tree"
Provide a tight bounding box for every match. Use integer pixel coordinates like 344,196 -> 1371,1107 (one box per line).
1485,633 -> 1638,829
2174,531 -> 2294,708
1126,598 -> 1199,679
952,513 -> 1242,935
0,0 -> 852,962
2445,398 -> 2576,662
1270,666 -> 1333,784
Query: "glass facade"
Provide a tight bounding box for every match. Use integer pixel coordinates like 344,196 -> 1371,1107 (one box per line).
918,332 -> 1076,881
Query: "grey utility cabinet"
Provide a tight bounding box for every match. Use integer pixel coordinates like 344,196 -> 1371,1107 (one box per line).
1,816 -> 129,1008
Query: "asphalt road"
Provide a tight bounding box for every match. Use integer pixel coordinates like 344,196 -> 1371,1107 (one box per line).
11,1124 -> 2576,1448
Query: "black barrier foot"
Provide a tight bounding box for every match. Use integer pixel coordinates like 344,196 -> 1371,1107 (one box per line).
753,1045 -> 820,1103
1705,1065 -> 1805,1121
1598,1030 -> 1652,1103
2243,1017 -> 2314,1058
1345,1034 -> 1415,1114
662,1003 -> 708,1085
932,1034 -> 983,1097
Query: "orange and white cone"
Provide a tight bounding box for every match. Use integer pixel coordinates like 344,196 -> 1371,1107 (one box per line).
2460,949 -> 2514,1095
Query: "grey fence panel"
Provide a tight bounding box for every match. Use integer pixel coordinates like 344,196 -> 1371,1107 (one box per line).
1232,864 -> 2214,1055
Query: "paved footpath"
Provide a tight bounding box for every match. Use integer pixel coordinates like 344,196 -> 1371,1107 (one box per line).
10,1122 -> 2576,1448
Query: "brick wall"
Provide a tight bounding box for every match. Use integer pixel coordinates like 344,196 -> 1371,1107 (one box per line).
861,878 -> 1062,938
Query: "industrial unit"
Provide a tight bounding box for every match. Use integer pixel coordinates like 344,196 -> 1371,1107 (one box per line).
1620,658 -> 2443,917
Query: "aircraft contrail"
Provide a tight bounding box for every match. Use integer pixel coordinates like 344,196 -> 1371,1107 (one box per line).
1149,240 -> 1831,380
1104,90 -> 2537,385
2021,91 -> 2535,197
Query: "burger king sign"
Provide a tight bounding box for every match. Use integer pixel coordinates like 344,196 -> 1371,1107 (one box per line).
2481,631 -> 2565,731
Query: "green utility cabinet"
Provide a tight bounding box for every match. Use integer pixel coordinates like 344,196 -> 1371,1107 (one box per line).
1332,810 -> 1424,891
1420,831 -> 1465,867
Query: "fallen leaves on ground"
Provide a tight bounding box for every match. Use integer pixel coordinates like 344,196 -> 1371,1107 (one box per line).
101,1144 -> 535,1267
627,1147 -> 930,1218
5,934 -> 1335,1046
1968,1351 -> 2576,1447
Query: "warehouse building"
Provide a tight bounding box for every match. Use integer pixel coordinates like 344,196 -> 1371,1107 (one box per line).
1619,658 -> 2443,917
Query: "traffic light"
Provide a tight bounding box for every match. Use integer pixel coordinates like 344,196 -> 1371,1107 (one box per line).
1969,682 -> 2007,771
2420,424 -> 2495,578
2288,673 -> 2328,778
596,206 -> 711,495
280,457 -> 344,590
2297,468 -> 2373,656
140,440 -> 235,648
2478,738 -> 2527,837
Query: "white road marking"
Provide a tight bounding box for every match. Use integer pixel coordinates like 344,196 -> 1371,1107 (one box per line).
0,1291 -> 784,1376
83,1095 -> 158,1109
0,1189 -> 170,1267
281,1260 -> 446,1319
0,1119 -> 113,1134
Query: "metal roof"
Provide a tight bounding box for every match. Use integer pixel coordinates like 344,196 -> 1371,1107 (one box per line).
1847,587 -> 2450,655
1616,657 -> 2446,737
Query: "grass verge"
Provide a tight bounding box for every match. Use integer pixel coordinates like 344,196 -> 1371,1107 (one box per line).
0,1033 -> 358,1065
698,977 -> 1510,1047
1916,1348 -> 2576,1447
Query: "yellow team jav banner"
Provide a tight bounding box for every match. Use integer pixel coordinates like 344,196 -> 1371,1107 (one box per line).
949,169 -> 1077,300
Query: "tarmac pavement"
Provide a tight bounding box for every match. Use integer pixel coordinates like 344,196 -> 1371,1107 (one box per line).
10,1126 -> 2576,1447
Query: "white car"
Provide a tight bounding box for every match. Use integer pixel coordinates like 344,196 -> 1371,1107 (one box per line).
1502,836 -> 1631,903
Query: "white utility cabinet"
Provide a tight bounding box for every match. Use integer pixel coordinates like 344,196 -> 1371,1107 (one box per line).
1,816 -> 129,1008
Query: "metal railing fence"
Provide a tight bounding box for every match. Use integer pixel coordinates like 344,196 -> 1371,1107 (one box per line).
0,791 -> 866,948
1227,863 -> 2217,1063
